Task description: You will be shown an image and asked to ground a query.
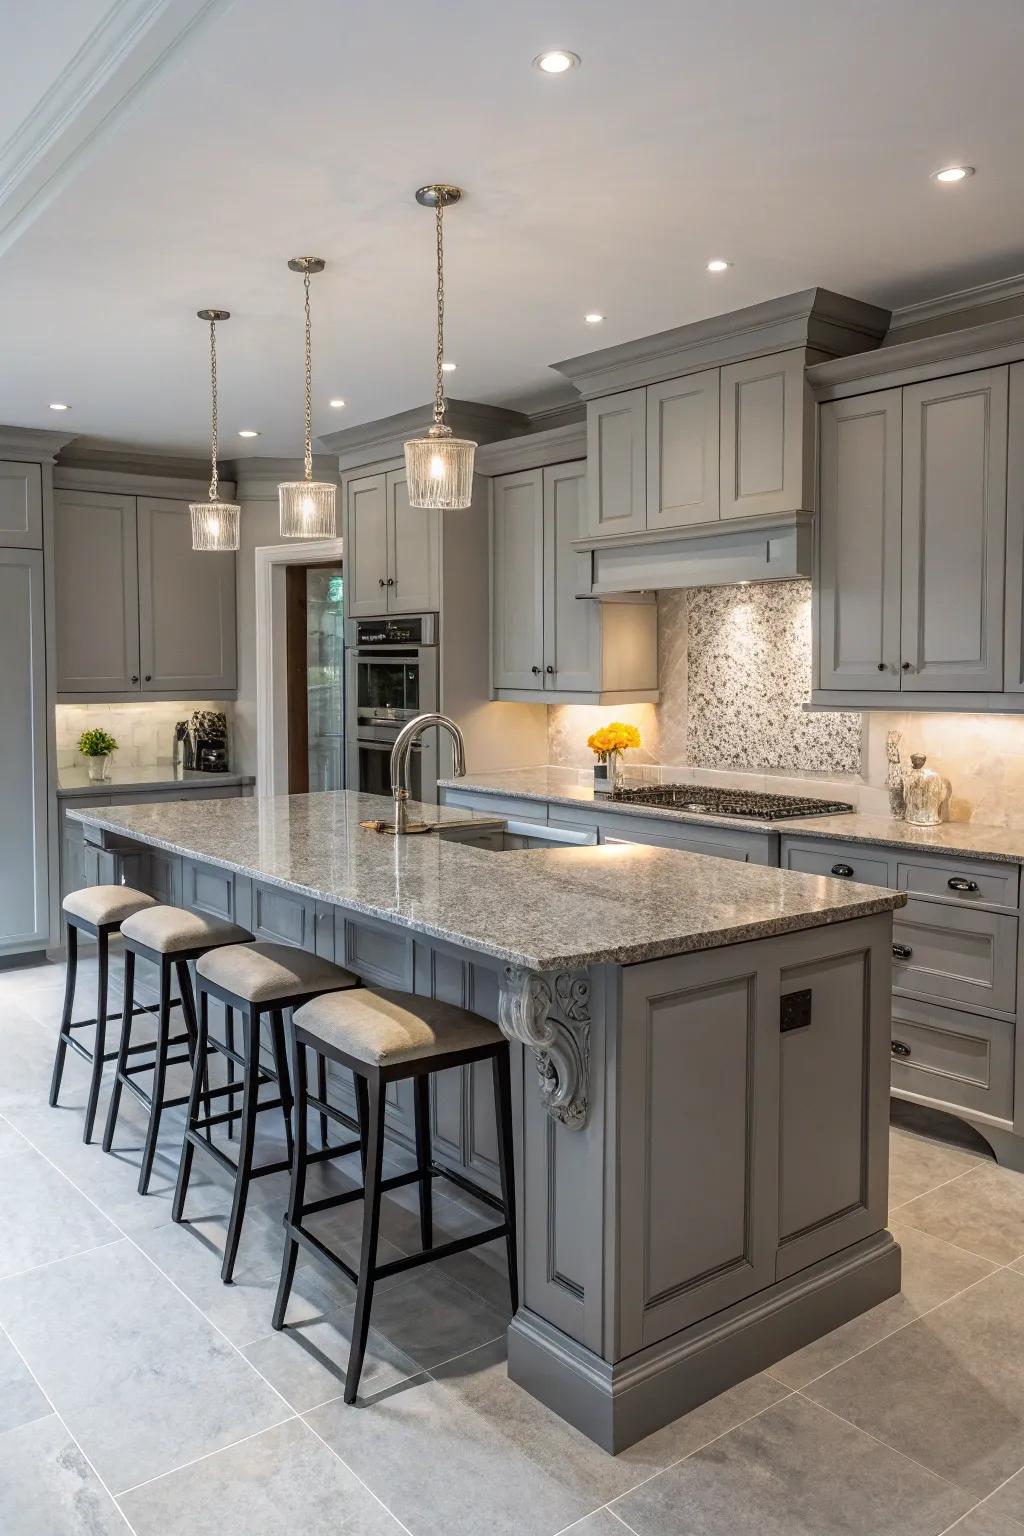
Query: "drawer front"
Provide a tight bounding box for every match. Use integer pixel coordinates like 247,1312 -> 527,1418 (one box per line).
897,856 -> 1020,911
182,859 -> 238,922
598,812 -> 776,864
782,839 -> 891,888
892,898 -> 1017,1014
891,995 -> 1014,1121
342,915 -> 415,989
251,882 -> 315,951
440,788 -> 546,822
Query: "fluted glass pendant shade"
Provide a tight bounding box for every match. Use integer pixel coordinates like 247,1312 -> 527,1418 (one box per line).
404,424 -> 475,510
189,499 -> 240,551
404,185 -> 476,510
191,308 -> 240,552
278,479 -> 336,538
280,257 -> 336,537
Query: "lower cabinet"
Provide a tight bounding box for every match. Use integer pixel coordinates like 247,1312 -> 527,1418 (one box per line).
0,550 -> 48,955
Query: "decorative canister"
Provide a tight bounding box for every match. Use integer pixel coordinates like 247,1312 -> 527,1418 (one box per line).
903,754 -> 950,826
885,729 -> 905,820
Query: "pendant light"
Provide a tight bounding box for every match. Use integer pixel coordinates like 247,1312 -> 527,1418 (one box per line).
404,185 -> 475,509
189,309 -> 240,552
279,257 -> 336,538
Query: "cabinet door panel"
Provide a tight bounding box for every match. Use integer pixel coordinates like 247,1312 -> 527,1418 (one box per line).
901,367 -> 1008,691
585,390 -> 646,536
0,551 -> 48,950
387,469 -> 439,613
346,474 -> 389,617
818,390 -> 902,690
720,352 -> 810,519
0,461 -> 42,547
646,370 -> 720,529
137,498 -> 236,692
55,490 -> 140,692
1003,362 -> 1024,691
543,460 -> 597,692
491,469 -> 545,690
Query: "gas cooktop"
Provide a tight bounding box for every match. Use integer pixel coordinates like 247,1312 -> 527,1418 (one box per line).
610,784 -> 855,821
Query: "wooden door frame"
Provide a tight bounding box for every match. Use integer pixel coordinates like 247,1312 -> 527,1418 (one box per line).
254,538 -> 344,797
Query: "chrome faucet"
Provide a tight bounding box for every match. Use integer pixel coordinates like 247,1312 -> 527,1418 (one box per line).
389,712 -> 467,834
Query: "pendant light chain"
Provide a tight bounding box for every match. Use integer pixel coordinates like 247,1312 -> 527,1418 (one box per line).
303,268 -> 314,482
433,195 -> 447,429
208,316 -> 219,501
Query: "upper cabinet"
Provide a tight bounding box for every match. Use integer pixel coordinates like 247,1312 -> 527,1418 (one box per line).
719,352 -> 813,520
0,462 -> 42,548
815,363 -> 1012,702
345,468 -> 439,617
587,390 -> 647,538
54,489 -> 236,697
492,460 -> 657,704
646,370 -> 719,529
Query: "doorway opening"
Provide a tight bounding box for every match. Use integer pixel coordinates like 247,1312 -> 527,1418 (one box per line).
285,563 -> 344,793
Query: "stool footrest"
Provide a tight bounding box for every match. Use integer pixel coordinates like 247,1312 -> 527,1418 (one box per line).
285,1214 -> 509,1286
119,1075 -> 192,1115
66,999 -> 178,1032
298,1165 -> 430,1219
305,1093 -> 360,1137
432,1162 -> 506,1215
183,1128 -> 290,1181
124,1051 -> 192,1076
64,1034 -> 120,1069
192,1092 -> 283,1132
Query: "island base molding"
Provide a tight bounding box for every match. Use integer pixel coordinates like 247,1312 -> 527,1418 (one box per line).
508,1229 -> 901,1454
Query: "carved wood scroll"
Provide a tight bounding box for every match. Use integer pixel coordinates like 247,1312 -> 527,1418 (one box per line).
498,966 -> 591,1129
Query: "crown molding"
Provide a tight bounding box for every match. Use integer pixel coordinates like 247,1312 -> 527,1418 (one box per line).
808,314 -> 1024,399
223,454 -> 339,500
0,0 -> 234,257
474,423 -> 587,475
0,425 -> 77,462
319,397 -> 531,472
53,464 -> 235,499
551,288 -> 891,399
887,271 -> 1024,336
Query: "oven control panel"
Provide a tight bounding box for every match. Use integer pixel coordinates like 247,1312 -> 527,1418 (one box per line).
346,614 -> 437,647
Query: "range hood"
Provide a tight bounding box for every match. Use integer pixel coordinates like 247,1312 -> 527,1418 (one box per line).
574,510 -> 813,596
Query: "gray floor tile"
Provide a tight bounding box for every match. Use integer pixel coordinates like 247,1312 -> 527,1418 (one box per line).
0,1413 -> 126,1535
562,1513 -> 635,1535
359,1266 -> 509,1370
119,1416 -> 405,1534
888,1128 -> 985,1210
0,1238 -> 287,1493
977,1465 -> 1024,1527
769,1220 -> 996,1389
0,1003 -> 68,1112
805,1268 -> 1024,1498
943,1505 -> 1024,1536
611,1392 -> 972,1535
896,1164 -> 1024,1264
0,1327 -> 49,1433
0,1120 -> 119,1278
243,1296 -> 420,1411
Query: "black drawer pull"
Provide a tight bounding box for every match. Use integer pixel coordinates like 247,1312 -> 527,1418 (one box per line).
947,877 -> 980,893
892,942 -> 913,960
891,1039 -> 912,1058
831,862 -> 854,878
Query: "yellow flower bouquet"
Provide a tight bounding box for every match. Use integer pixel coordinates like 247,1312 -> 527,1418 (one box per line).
587,721 -> 641,794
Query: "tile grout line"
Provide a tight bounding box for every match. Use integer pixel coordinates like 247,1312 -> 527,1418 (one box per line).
0,1319 -> 140,1536
298,1328 -> 510,1417
888,1162 -> 989,1217
113,1417 -> 299,1500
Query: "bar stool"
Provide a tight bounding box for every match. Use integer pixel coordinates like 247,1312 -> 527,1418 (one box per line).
102,905 -> 255,1194
173,941 -> 361,1283
273,986 -> 518,1405
51,886 -> 160,1143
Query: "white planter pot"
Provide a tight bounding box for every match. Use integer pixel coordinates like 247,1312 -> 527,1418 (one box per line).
86,754 -> 112,783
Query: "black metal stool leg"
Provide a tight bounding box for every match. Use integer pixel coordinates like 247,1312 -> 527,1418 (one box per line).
273,1041 -> 310,1331
492,1046 -> 518,1315
355,1075 -> 369,1178
345,1073 -> 386,1404
102,946 -> 136,1153
137,957 -> 172,1194
82,930 -> 109,1143
414,1074 -> 433,1251
176,960 -> 210,1125
49,923 -> 78,1107
172,985 -> 208,1223
221,1007 -> 260,1284
270,1009 -> 294,1163
224,1006 -> 236,1141
316,1049 -> 329,1150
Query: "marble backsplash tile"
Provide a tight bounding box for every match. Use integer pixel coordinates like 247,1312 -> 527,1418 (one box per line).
55,701 -> 234,771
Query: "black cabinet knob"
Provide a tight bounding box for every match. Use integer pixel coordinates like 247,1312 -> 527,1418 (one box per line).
892,942 -> 914,960
902,661 -> 912,671
378,577 -> 386,587
830,862 -> 854,878
531,665 -> 542,675
130,674 -> 139,683
545,665 -> 555,674
877,662 -> 886,672
144,674 -> 152,682
387,577 -> 395,586
947,877 -> 980,893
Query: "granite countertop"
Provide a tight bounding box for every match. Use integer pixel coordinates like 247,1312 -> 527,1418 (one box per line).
58,766 -> 256,798
67,789 -> 903,972
777,812 -> 1024,865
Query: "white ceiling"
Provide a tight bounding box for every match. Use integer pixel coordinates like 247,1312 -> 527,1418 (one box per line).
2,0 -> 1023,457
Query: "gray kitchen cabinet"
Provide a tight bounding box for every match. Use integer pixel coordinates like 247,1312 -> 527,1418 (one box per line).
0,461 -> 42,548
891,900 -> 1017,1015
585,389 -> 647,537
720,351 -> 813,520
646,370 -> 720,529
1003,362 -> 1024,692
137,498 -> 236,693
818,390 -> 903,690
901,367 -> 1008,692
491,467 -> 545,690
890,994 -> 1014,1122
54,490 -> 140,693
543,460 -> 601,691
345,469 -> 440,618
0,550 -> 48,954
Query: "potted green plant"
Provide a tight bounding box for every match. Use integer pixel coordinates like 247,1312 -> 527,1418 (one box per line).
78,727 -> 118,783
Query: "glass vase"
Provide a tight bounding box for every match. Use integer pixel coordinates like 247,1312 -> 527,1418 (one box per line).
86,754 -> 111,783
903,754 -> 950,826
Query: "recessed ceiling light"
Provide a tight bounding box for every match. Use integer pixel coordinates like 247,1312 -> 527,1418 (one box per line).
584,312 -> 605,324
238,429 -> 259,438
441,361 -> 457,373
49,401 -> 70,411
933,165 -> 974,183
706,259 -> 732,272
533,49 -> 580,74
329,398 -> 346,408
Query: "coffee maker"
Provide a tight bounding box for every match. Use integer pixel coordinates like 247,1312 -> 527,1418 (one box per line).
173,710 -> 230,774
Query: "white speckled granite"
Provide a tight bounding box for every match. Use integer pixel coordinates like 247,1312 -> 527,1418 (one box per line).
58,766 -> 255,798
781,812 -> 1024,865
68,790 -> 903,972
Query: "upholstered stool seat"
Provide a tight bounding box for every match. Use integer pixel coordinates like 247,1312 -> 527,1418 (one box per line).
174,942 -> 361,1283
51,885 -> 161,1143
274,986 -> 517,1404
103,905 -> 256,1195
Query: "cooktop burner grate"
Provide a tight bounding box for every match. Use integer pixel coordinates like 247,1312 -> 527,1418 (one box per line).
610,783 -> 855,821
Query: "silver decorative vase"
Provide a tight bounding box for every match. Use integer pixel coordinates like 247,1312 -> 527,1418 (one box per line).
885,729 -> 905,820
904,754 -> 950,826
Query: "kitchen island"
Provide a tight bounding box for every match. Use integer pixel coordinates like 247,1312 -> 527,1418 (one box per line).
68,789 -> 905,1452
